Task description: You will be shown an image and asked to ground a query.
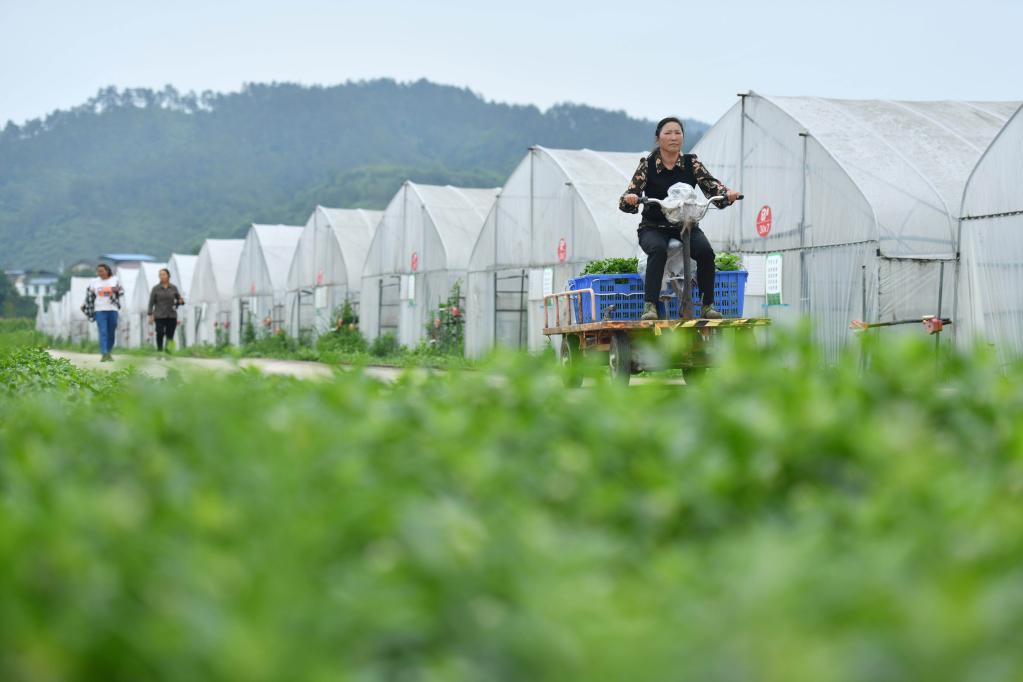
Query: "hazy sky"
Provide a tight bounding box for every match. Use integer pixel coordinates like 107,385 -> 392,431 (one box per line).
1,0 -> 1020,126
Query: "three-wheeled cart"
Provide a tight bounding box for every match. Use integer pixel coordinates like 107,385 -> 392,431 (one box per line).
543,288 -> 769,386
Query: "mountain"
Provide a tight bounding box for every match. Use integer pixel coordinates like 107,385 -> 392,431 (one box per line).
0,80 -> 708,269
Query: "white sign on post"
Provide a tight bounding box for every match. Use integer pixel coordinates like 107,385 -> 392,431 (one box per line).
744,255 -> 767,297
765,253 -> 783,306
406,274 -> 416,306
314,286 -> 327,309
542,268 -> 554,297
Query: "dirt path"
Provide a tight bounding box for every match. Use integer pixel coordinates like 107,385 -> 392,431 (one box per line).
47,350 -> 412,383
48,351 -> 684,386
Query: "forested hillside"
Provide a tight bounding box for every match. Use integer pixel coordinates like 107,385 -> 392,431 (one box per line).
1,80 -> 707,268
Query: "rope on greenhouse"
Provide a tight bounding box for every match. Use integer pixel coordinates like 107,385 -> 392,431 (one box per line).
961,210 -> 1023,221
723,239 -> 877,254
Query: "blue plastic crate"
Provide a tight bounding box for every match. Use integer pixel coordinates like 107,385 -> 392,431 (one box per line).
568,274 -> 645,323
659,270 -> 748,319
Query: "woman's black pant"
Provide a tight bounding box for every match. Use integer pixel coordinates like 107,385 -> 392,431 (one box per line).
155,318 -> 177,351
638,224 -> 716,305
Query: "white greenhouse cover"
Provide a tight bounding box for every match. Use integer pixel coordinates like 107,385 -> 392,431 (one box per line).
189,239 -> 245,345
40,301 -> 56,337
51,294 -> 66,339
116,267 -> 140,307
34,300 -> 46,334
361,182 -> 499,346
168,253 -> 198,347
289,207 -> 382,293
190,239 -> 245,304
126,262 -> 167,348
167,254 -> 197,298
955,103 -> 1023,362
286,207 -> 382,336
693,93 -> 1019,358
115,267 -> 139,348
54,294 -> 68,339
67,276 -> 94,343
465,146 -> 647,356
128,262 -> 168,315
231,224 -> 302,343
234,224 -> 303,298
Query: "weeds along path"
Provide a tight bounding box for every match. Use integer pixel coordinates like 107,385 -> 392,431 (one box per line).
46,349 -> 415,383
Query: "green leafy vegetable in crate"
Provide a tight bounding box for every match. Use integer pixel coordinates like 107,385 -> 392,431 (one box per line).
715,252 -> 743,271
579,257 -> 639,275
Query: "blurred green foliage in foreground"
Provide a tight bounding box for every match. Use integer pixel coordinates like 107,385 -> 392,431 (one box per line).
1,326 -> 1022,681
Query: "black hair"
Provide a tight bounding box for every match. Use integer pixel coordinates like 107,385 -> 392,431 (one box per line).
159,268 -> 171,280
96,263 -> 113,277
655,116 -> 685,138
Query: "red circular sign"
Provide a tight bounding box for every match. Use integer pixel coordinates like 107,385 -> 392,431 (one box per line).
315,269 -> 324,285
756,206 -> 773,237
557,238 -> 567,264
411,252 -> 419,272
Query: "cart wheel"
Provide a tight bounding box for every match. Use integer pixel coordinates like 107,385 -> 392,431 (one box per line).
683,366 -> 710,384
609,332 -> 632,385
560,335 -> 583,388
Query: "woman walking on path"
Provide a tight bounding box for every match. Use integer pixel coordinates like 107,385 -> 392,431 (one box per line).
148,268 -> 184,355
81,263 -> 123,362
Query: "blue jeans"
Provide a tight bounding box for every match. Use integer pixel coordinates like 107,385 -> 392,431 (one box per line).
95,311 -> 118,354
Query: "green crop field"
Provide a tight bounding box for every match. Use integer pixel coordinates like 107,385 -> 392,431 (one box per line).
1,319 -> 1022,681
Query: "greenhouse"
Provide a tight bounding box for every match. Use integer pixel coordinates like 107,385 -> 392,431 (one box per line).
167,253 -> 198,348
692,93 -> 1019,358
954,102 -> 1023,362
286,206 -> 382,338
232,224 -> 303,344
37,298 -> 61,340
115,266 -> 139,349
34,299 -> 48,337
126,262 -> 167,348
465,146 -> 646,358
361,182 -> 499,347
62,276 -> 94,344
189,239 -> 244,346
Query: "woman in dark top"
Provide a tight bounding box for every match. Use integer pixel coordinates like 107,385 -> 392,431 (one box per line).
148,268 -> 185,355
619,116 -> 740,320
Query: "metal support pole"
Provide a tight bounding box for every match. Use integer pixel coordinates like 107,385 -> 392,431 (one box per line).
492,270 -> 498,344
936,261 -> 945,363
798,132 -> 809,315
738,92 -> 748,247
682,226 -> 695,319
518,268 -> 526,348
951,217 -> 963,346
493,177 -> 500,349
860,264 -> 868,372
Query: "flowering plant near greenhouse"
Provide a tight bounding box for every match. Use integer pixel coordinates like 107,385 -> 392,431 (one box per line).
1,325 -> 1023,680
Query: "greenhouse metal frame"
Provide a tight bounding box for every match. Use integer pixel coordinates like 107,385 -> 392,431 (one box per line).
692,92 -> 1019,358
954,102 -> 1023,363
167,253 -> 198,348
232,224 -> 303,344
190,239 -> 245,347
126,262 -> 167,348
361,182 -> 499,348
465,146 -> 647,358
286,206 -> 382,338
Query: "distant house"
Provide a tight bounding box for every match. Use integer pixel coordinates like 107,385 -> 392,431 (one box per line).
5,269 -> 59,298
23,273 -> 59,298
100,253 -> 156,271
